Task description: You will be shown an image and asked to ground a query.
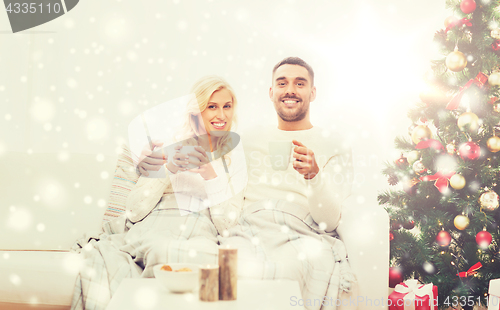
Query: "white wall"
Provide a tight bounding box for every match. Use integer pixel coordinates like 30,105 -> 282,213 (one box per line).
0,0 -> 449,236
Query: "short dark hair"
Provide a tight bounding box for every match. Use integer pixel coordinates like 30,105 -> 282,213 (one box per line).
272,57 -> 314,85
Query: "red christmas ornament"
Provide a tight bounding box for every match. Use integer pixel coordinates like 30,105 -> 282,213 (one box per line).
458,142 -> 481,161
390,231 -> 394,241
460,0 -> 476,14
476,231 -> 492,248
395,155 -> 409,168
389,267 -> 403,288
444,16 -> 459,28
436,230 -> 452,247
492,40 -> 500,51
403,219 -> 415,230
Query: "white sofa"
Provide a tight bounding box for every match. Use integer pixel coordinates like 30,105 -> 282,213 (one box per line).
0,148 -> 390,310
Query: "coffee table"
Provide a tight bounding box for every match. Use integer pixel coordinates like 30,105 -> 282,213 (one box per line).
106,278 -> 304,310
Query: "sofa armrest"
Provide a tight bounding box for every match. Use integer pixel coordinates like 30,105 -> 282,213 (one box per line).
0,151 -> 115,251
0,250 -> 82,308
337,196 -> 389,310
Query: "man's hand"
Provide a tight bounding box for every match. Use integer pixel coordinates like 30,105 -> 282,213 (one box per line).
137,140 -> 166,176
292,140 -> 319,179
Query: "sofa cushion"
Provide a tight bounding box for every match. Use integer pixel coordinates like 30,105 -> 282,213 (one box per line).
0,251 -> 81,307
102,144 -> 139,222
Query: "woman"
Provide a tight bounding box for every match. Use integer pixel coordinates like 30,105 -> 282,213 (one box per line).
125,75 -> 246,272
127,75 -> 246,235
71,76 -> 246,310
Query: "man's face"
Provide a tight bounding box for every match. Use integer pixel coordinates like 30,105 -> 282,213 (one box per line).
269,64 -> 316,122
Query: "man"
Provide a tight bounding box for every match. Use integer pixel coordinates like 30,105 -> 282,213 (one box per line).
222,57 -> 355,310
139,57 -> 356,310
241,57 -> 352,233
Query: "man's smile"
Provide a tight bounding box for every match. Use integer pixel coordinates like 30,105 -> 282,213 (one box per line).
281,97 -> 301,107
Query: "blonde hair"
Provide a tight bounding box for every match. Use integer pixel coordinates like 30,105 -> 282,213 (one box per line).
177,76 -> 238,162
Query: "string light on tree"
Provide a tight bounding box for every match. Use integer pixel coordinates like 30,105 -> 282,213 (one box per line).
466,53 -> 477,68
446,143 -> 457,155
422,261 -> 436,275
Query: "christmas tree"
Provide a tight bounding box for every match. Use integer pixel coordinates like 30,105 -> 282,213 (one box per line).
378,0 -> 500,309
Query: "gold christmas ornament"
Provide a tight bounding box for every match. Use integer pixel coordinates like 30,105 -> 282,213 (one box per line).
488,72 -> 500,86
491,28 -> 500,39
450,174 -> 466,190
446,49 -> 467,72
479,190 -> 499,211
454,215 -> 470,230
411,125 -> 432,144
407,151 -> 420,165
487,136 -> 500,152
457,112 -> 479,133
494,103 -> 500,113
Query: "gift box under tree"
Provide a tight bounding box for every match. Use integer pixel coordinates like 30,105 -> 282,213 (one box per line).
389,279 -> 437,310
490,279 -> 500,310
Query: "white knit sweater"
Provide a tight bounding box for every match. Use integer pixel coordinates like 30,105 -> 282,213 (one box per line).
241,125 -> 353,232
126,142 -> 247,234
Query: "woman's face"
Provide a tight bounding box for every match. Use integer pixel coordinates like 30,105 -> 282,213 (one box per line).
200,88 -> 234,136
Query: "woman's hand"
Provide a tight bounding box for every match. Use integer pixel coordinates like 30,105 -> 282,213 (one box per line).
188,146 -> 217,180
137,140 -> 166,176
166,145 -> 189,174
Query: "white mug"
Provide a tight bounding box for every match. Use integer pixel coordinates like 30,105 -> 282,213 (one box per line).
179,145 -> 202,169
269,141 -> 293,171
